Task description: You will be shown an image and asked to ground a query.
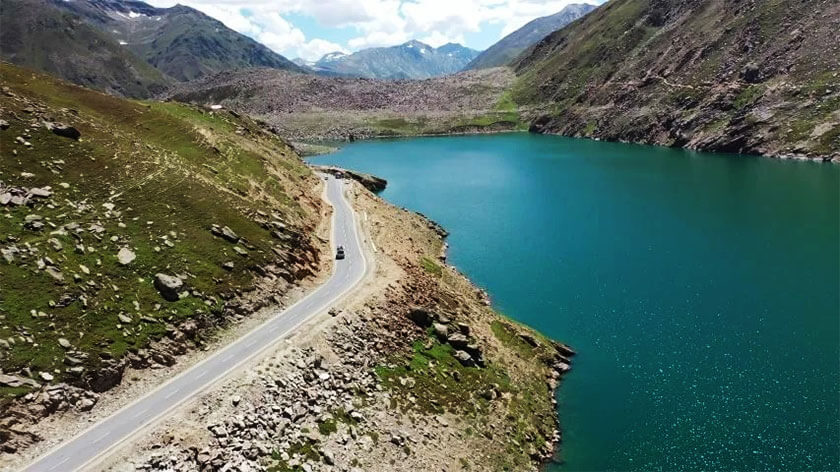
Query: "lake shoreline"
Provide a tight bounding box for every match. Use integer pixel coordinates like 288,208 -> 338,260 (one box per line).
310,133 -> 840,470
301,128 -> 840,163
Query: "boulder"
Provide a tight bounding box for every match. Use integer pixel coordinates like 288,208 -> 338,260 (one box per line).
519,333 -> 540,348
432,323 -> 449,339
447,332 -> 469,350
453,350 -> 474,367
407,307 -> 434,327
28,188 -> 52,198
85,360 -> 125,392
117,247 -> 136,265
553,342 -> 576,357
45,122 -> 81,140
221,226 -> 239,243
741,63 -> 761,84
154,273 -> 183,301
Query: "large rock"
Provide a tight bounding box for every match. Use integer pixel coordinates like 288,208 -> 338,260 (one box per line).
45,122 -> 81,140
117,247 -> 136,265
210,225 -> 239,243
453,350 -> 475,367
407,307 -> 434,327
154,273 -> 183,301
85,360 -> 125,392
432,323 -> 449,339
447,332 -> 469,350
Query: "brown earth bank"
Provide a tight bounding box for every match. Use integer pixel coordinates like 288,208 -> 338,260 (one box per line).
512,0 -> 840,162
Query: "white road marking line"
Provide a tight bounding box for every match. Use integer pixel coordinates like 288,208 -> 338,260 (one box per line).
93,431 -> 110,443
222,353 -> 234,362
196,370 -> 208,380
132,408 -> 150,419
49,457 -> 70,471
165,388 -> 180,399
245,338 -> 257,348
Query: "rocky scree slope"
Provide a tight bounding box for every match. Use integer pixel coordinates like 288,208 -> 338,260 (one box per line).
0,63 -> 324,454
49,0 -> 304,82
465,3 -> 596,70
511,0 -> 840,160
0,0 -> 173,99
309,41 -> 480,79
166,67 -> 522,140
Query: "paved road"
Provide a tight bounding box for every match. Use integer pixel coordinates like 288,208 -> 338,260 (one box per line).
24,175 -> 367,472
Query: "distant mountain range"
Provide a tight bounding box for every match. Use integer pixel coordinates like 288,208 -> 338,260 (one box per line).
465,3 -> 596,70
0,0 -> 303,97
297,41 -> 480,79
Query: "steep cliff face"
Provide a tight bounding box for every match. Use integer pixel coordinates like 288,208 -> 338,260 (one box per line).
513,0 -> 840,160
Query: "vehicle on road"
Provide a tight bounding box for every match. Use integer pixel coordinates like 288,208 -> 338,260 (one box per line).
336,246 -> 345,260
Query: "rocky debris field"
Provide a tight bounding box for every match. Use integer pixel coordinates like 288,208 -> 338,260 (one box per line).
0,64 -> 327,456
106,181 -> 574,472
164,68 -> 524,141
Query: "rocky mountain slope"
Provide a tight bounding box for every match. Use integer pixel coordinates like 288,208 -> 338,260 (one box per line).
309,41 -> 480,79
465,3 -> 596,70
166,67 -> 521,140
49,0 -> 304,82
0,0 -> 173,99
0,62 -> 325,452
511,0 -> 840,159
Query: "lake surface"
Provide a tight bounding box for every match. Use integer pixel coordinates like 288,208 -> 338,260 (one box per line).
312,133 -> 840,471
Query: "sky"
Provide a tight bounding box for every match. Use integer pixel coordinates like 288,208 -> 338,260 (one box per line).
146,0 -> 605,61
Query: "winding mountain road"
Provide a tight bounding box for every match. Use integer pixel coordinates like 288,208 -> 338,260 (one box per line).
24,174 -> 367,472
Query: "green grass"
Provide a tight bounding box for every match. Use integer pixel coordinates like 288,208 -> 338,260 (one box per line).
268,439 -> 322,472
0,63 -> 317,396
420,256 -> 443,277
375,335 -> 558,470
733,85 -> 765,110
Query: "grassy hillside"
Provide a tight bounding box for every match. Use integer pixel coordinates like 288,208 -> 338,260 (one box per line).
0,63 -> 323,402
512,0 -> 840,159
0,0 -> 173,99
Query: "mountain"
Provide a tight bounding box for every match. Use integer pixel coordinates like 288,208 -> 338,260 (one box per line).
312,41 -> 480,79
0,0 -> 172,98
48,0 -> 304,82
292,58 -> 316,69
465,3 -> 596,70
512,0 -> 840,159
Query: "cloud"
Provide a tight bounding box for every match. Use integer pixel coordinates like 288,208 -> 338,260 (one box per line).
145,0 -> 603,59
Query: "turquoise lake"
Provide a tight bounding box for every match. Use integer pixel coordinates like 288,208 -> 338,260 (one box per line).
311,133 -> 840,471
